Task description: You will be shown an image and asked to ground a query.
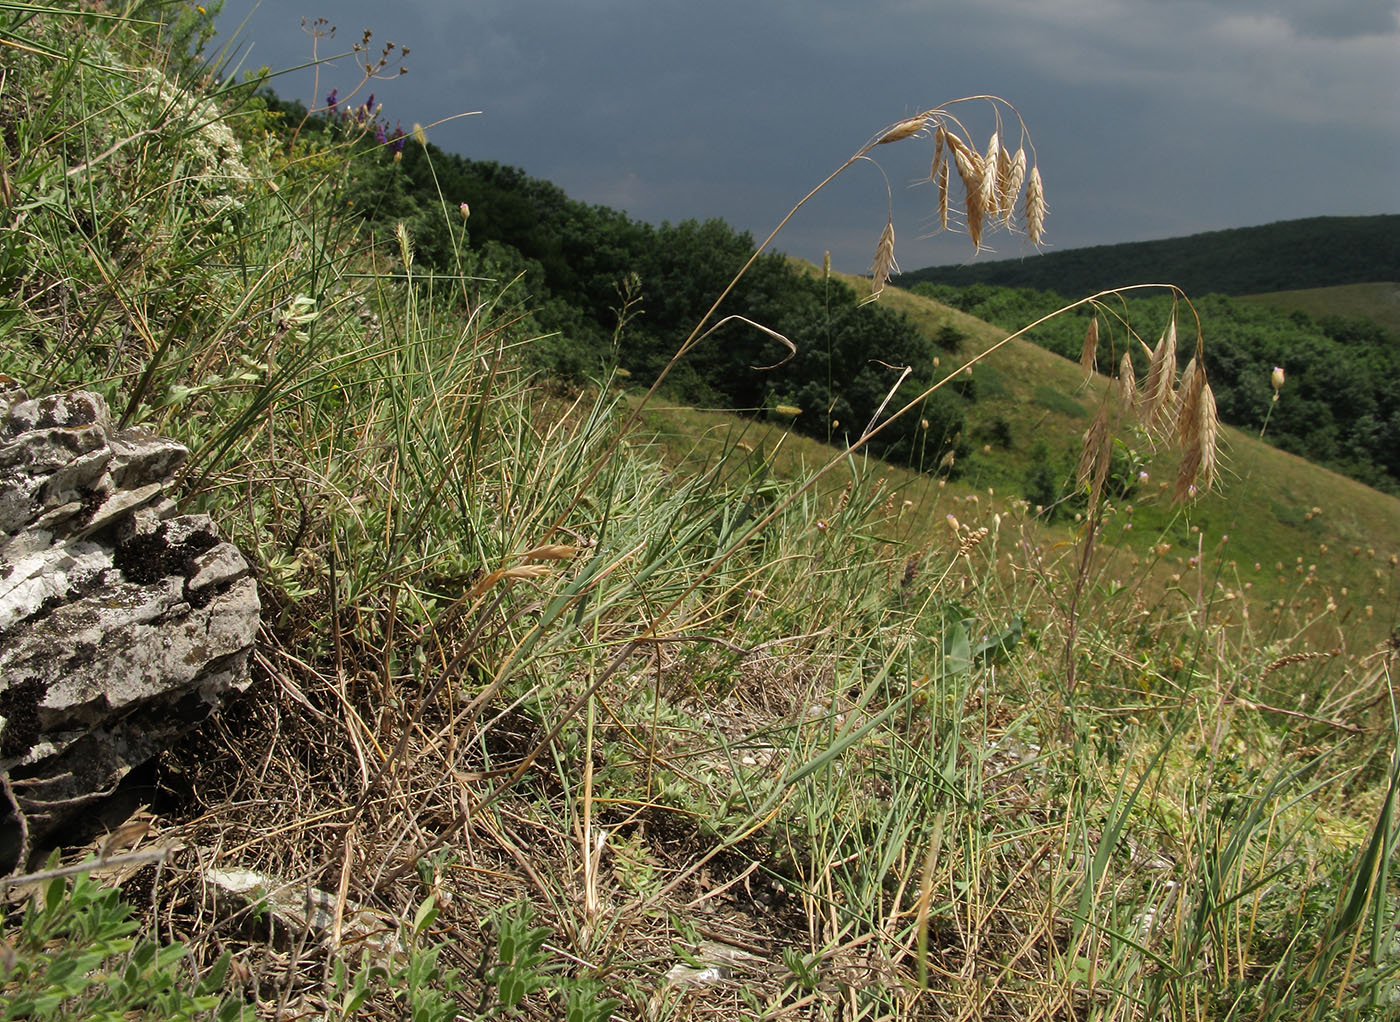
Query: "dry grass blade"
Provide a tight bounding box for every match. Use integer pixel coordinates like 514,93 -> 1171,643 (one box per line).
1079,316 -> 1099,379
868,217 -> 898,301
1024,165 -> 1046,244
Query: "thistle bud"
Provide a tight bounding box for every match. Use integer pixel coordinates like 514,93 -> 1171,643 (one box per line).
1271,366 -> 1285,391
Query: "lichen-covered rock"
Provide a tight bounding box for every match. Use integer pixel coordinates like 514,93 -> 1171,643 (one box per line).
0,380 -> 259,861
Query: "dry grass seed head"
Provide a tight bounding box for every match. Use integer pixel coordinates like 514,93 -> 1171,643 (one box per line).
930,125 -> 946,181
1077,403 -> 1112,508
1024,165 -> 1046,245
868,218 -> 898,301
1001,147 -> 1026,225
947,132 -> 986,246
936,161 -> 950,231
1079,316 -> 1099,379
1117,350 -> 1137,417
1198,381 -> 1220,491
1171,356 -> 1199,441
1142,316 -> 1179,433
878,115 -> 928,145
977,132 -> 1001,229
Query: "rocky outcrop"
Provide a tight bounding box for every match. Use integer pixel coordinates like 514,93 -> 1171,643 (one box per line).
0,380 -> 258,861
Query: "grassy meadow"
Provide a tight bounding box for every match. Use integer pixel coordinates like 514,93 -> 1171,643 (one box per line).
1,5 -> 1397,1020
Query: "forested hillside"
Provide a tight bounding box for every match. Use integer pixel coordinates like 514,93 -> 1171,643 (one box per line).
913,282 -> 1400,492
902,215 -> 1400,297
262,94 -> 1399,494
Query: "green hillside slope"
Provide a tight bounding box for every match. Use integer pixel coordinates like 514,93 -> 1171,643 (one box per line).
903,215 -> 1400,297
1240,281 -> 1400,337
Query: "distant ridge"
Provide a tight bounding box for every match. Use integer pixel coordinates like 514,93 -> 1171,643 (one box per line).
903,215 -> 1400,297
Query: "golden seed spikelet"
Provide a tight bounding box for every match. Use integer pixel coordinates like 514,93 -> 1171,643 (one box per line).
1198,381 -> 1219,491
1171,356 -> 1199,442
936,161 -> 950,231
1117,350 -> 1137,417
1077,403 -> 1112,508
1024,165 -> 1046,245
878,115 -> 927,145
1079,315 -> 1099,379
1142,316 -> 1178,432
995,142 -> 1013,215
1001,147 -> 1026,226
868,217 -> 898,301
930,125 -> 946,181
977,132 -> 1000,229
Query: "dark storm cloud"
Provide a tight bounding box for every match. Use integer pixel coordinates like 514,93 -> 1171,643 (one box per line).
218,1 -> 1399,273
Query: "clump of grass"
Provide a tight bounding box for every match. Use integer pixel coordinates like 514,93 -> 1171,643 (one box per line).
2,7 -> 1396,1020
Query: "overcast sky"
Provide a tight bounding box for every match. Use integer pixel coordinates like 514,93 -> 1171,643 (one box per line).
215,1 -> 1400,275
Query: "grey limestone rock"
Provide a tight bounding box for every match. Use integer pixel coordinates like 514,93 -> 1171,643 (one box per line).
0,380 -> 259,860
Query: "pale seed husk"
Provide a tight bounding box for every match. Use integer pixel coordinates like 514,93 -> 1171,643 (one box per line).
878,115 -> 927,145
1080,316 -> 1099,378
1024,165 -> 1046,244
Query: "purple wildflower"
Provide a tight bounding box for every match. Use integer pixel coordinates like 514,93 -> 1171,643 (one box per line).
325,88 -> 338,113
390,121 -> 406,152
375,121 -> 387,146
